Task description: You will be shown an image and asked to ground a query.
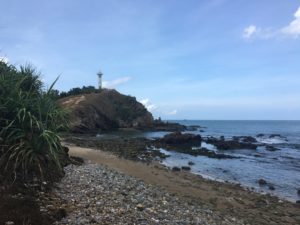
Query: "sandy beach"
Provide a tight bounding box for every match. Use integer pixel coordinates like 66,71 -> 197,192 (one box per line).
50,143 -> 300,225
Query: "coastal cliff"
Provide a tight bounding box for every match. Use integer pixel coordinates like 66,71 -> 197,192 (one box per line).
59,89 -> 154,133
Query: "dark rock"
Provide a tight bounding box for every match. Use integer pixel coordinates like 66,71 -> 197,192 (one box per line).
196,148 -> 237,159
266,146 -> 279,151
62,146 -> 69,153
258,179 -> 267,186
172,167 -> 181,172
64,136 -> 167,162
256,133 -> 265,138
232,136 -> 256,143
54,208 -> 67,220
158,132 -> 202,145
158,145 -> 237,159
58,146 -> 71,167
188,161 -> 195,166
296,200 -> 300,204
181,166 -> 191,171
269,185 -> 275,190
206,137 -> 257,150
241,136 -> 257,143
297,189 -> 300,195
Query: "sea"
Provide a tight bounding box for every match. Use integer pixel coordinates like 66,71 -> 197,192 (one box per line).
99,120 -> 300,202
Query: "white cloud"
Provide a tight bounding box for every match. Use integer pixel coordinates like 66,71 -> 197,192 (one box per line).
166,109 -> 178,115
140,98 -> 157,112
103,76 -> 131,88
0,56 -> 9,64
243,6 -> 300,40
281,6 -> 300,37
243,25 -> 257,39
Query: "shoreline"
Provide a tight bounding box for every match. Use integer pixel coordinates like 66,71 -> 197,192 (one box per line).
63,143 -> 300,225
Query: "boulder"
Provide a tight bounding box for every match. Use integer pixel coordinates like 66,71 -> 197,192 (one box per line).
188,161 -> 195,166
54,208 -> 67,220
158,132 -> 202,145
258,179 -> 267,186
172,167 -> 181,172
269,185 -> 275,191
181,166 -> 191,171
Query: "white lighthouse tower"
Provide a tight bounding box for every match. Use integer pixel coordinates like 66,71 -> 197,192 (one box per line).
97,70 -> 103,90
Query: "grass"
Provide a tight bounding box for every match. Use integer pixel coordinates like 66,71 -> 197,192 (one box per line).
0,61 -> 68,185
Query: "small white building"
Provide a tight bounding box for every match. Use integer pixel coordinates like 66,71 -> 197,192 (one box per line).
97,70 -> 103,90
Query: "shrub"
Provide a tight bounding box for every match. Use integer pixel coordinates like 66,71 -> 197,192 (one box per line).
0,62 -> 68,185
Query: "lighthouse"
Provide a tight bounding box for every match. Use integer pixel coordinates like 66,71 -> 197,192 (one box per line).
97,70 -> 103,90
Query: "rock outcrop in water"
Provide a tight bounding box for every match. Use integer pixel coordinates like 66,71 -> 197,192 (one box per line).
205,137 -> 258,150
59,89 -> 153,133
154,132 -> 236,159
157,132 -> 202,145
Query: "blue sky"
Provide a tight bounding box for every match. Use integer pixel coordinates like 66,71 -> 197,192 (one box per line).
1,0 -> 300,120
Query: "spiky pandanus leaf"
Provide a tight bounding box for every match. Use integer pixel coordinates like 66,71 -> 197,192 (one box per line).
0,62 -> 68,185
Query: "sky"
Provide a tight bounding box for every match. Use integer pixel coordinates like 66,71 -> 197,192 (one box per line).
1,0 -> 300,120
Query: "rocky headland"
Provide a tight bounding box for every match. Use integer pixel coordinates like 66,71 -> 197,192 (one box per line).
59,89 -> 153,133
58,89 -> 186,133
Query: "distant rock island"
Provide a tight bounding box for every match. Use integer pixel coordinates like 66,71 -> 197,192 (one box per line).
59,89 -> 154,133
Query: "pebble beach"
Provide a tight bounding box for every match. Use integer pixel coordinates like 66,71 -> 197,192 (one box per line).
49,163 -> 244,225
34,144 -> 300,225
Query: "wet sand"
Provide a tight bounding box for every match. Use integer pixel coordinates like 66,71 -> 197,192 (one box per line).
66,143 -> 300,225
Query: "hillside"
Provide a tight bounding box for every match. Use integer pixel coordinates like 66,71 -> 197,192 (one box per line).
59,89 -> 154,133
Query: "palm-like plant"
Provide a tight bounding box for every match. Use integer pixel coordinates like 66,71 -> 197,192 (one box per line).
0,62 -> 68,185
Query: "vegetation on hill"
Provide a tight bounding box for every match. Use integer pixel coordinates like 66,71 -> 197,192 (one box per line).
58,85 -> 100,98
0,61 -> 68,186
48,85 -> 101,99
